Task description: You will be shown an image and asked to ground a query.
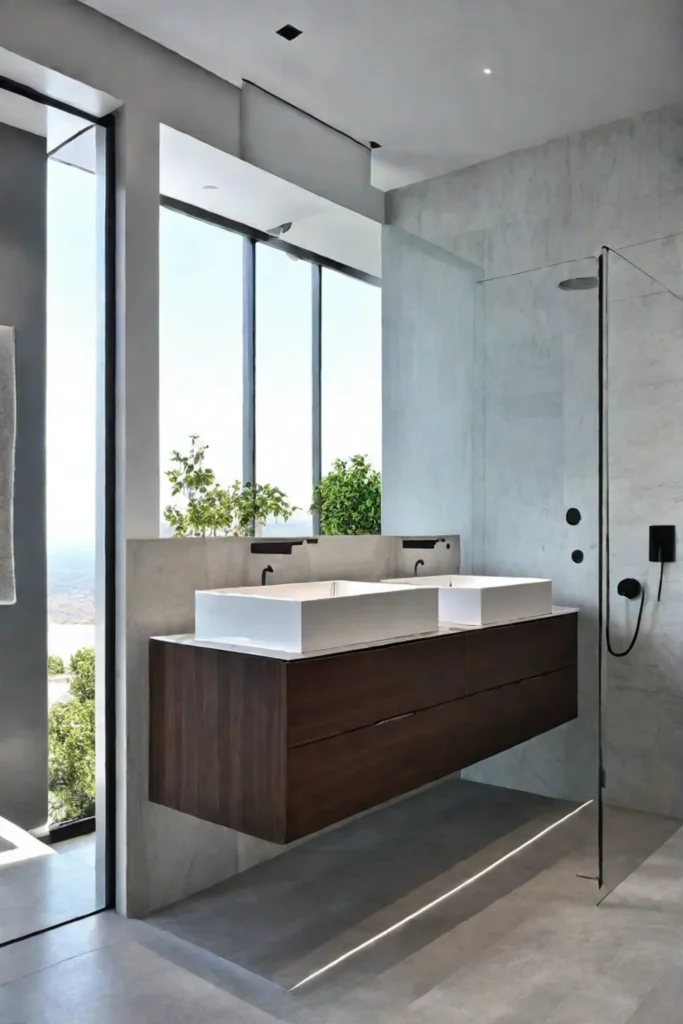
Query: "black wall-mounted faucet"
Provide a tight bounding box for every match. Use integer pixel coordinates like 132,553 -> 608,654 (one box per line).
414,559 -> 425,577
261,565 -> 274,586
402,537 -> 450,550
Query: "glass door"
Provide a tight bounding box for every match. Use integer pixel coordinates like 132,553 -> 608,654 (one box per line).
467,254 -> 601,891
598,240 -> 683,899
0,85 -> 115,946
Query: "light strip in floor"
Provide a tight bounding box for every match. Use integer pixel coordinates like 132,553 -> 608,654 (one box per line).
289,799 -> 593,991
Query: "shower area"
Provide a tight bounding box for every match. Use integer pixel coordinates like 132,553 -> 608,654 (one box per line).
383,215 -> 683,903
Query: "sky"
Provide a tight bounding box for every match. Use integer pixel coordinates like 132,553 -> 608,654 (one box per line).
47,158 -> 381,550
47,159 -> 98,550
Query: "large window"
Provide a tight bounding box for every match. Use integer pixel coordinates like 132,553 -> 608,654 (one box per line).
42,110 -> 115,936
255,244 -> 313,535
47,159 -> 97,638
321,268 -> 382,473
159,208 -> 243,528
158,201 -> 380,537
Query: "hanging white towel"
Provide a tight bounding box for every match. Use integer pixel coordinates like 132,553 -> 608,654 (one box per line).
0,326 -> 16,605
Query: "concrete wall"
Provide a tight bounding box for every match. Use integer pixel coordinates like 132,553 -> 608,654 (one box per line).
467,256 -> 600,803
384,105 -> 683,813
381,229 -> 479,561
603,243 -> 683,818
125,534 -> 460,916
0,124 -> 47,831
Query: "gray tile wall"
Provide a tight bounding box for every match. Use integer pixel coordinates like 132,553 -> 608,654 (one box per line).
604,245 -> 683,818
384,104 -> 683,813
465,258 -> 600,803
390,106 -> 680,275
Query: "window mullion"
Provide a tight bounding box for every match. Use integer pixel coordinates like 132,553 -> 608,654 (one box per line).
312,264 -> 322,535
242,236 -> 256,533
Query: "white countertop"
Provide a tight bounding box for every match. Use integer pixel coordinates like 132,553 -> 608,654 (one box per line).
152,606 -> 578,662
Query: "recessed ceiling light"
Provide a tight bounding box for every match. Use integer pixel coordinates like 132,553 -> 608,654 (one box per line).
202,184 -> 218,191
483,67 -> 493,75
276,24 -> 302,41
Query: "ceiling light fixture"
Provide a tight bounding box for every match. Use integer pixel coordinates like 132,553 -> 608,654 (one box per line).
276,24 -> 302,41
483,67 -> 493,75
202,184 -> 218,191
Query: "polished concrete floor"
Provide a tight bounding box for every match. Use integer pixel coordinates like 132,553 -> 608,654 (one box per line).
3,782 -> 683,1023
0,827 -> 98,945
150,780 -> 587,986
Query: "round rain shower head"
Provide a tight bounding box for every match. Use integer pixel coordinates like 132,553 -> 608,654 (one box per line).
557,276 -> 599,291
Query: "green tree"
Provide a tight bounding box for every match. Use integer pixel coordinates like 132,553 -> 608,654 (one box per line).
48,646 -> 95,823
69,647 -> 95,702
163,435 -> 297,537
311,455 -> 381,535
233,481 -> 296,537
47,654 -> 65,676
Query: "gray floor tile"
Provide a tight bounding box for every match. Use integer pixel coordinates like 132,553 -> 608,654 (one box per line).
3,786 -> 683,1024
0,912 -> 126,986
0,940 -> 280,1024
0,834 -> 99,946
601,805 -> 682,899
149,779 -> 578,987
626,965 -> 683,1022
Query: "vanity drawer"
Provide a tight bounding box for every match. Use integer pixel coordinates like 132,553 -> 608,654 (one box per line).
466,666 -> 577,765
286,698 -> 469,840
286,632 -> 466,747
465,613 -> 577,694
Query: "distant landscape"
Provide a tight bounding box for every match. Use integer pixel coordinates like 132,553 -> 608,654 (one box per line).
48,541 -> 95,624
48,523 -> 313,625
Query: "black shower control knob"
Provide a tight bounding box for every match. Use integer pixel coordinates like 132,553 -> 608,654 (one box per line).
617,578 -> 642,600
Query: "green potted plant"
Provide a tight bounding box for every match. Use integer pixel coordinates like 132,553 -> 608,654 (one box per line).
163,435 -> 297,537
311,455 -> 381,535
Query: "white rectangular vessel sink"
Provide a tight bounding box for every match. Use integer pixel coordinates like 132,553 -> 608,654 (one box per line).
195,580 -> 438,654
382,575 -> 552,627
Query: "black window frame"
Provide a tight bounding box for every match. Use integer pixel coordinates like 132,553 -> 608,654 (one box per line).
0,77 -> 117,945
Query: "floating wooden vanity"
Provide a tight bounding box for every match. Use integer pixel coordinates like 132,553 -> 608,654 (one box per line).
149,611 -> 577,843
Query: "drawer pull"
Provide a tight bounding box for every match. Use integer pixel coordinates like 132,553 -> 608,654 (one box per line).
374,712 -> 416,727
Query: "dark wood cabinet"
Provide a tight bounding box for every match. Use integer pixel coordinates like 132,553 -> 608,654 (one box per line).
149,613 -> 578,843
287,699 -> 471,840
465,613 -> 577,694
286,632 -> 466,747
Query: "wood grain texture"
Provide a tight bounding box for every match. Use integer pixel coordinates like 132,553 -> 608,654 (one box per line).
286,665 -> 578,841
286,633 -> 467,747
286,700 -> 470,840
149,640 -> 287,842
465,666 -> 578,765
465,614 -> 577,695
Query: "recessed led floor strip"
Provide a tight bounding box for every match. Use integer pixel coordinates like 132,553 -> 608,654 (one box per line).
289,799 -> 594,991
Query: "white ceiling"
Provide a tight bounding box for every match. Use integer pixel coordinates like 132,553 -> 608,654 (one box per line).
78,0 -> 683,189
